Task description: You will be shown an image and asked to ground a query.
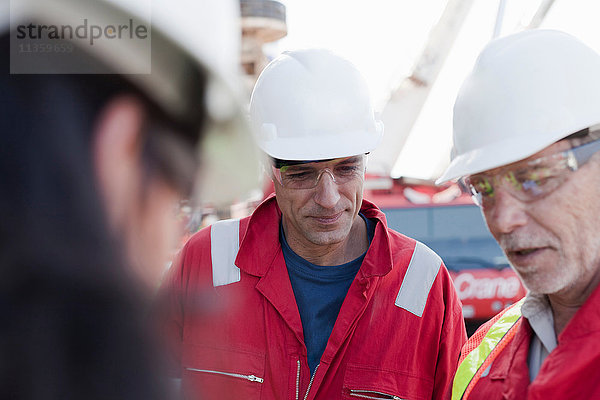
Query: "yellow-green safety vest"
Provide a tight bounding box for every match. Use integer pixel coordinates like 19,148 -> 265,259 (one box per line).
451,298 -> 525,400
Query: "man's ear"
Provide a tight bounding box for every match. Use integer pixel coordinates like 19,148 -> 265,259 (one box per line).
93,95 -> 146,230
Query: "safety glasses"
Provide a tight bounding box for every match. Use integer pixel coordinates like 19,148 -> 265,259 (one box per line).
272,155 -> 366,190
463,138 -> 600,206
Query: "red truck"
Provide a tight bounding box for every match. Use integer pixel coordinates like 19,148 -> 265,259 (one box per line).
364,176 -> 526,335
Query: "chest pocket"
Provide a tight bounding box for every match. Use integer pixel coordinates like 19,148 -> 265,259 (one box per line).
342,364 -> 434,400
182,344 -> 265,400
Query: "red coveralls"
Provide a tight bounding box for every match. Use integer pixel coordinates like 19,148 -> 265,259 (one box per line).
456,283 -> 600,399
158,197 -> 466,400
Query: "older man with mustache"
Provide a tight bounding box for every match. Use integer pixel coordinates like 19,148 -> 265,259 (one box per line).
438,30 -> 600,400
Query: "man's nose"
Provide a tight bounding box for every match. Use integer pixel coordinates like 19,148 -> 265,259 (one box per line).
313,170 -> 340,209
483,187 -> 528,237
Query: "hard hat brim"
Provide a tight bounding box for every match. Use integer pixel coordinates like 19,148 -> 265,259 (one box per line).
260,126 -> 384,161
436,121 -> 600,184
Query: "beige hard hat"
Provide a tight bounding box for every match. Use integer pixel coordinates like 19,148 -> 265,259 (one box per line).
437,29 -> 600,184
4,0 -> 262,205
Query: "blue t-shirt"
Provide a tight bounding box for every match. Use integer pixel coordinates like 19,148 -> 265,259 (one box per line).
280,214 -> 375,375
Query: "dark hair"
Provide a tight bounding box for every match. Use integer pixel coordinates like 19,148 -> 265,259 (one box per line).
0,32 -> 204,399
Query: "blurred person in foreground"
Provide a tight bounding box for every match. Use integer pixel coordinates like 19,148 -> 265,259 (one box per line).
0,0 -> 258,398
437,30 -> 600,400
156,49 -> 466,400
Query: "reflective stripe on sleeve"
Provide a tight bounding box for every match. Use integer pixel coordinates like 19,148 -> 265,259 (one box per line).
210,218 -> 241,287
451,298 -> 525,400
394,241 -> 442,317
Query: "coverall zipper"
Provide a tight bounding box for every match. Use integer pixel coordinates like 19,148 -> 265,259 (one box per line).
185,367 -> 264,383
348,389 -> 403,400
296,359 -> 301,400
303,364 -> 318,400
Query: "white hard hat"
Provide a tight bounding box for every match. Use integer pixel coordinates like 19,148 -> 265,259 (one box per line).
3,0 -> 262,205
437,29 -> 600,184
249,49 -> 384,161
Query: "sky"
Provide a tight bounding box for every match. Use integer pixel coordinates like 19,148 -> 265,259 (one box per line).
263,0 -> 600,180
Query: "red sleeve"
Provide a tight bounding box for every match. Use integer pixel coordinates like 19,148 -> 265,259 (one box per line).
433,264 -> 468,400
153,222 -> 221,378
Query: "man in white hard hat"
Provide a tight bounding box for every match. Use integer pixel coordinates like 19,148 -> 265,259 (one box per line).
158,49 -> 466,400
438,30 -> 600,400
1,0 -> 257,398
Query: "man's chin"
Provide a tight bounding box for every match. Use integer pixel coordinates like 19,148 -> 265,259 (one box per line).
304,225 -> 351,246
519,273 -> 569,295
307,232 -> 346,246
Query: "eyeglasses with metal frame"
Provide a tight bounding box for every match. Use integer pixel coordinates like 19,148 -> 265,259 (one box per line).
271,155 -> 366,190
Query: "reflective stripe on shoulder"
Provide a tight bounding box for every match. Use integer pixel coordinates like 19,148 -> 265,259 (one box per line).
210,218 -> 241,287
394,241 -> 442,317
451,298 -> 525,400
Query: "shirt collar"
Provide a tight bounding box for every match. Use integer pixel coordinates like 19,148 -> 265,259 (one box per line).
522,293 -> 557,353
